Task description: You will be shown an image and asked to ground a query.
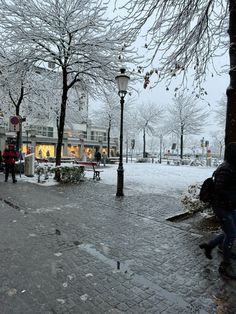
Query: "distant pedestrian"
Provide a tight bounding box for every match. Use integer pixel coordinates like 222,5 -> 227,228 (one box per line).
94,150 -> 101,166
102,152 -> 107,166
0,150 -> 3,172
206,149 -> 212,167
199,142 -> 236,279
3,144 -> 19,183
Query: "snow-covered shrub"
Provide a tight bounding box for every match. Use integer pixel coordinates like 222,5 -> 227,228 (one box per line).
35,163 -> 53,182
181,182 -> 213,214
51,165 -> 85,183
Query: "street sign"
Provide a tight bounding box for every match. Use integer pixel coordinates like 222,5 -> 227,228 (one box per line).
9,116 -> 20,132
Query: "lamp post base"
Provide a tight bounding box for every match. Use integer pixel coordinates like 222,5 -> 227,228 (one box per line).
116,167 -> 124,196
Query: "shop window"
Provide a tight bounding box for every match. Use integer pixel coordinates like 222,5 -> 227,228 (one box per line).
42,127 -> 47,136
48,127 -> 53,137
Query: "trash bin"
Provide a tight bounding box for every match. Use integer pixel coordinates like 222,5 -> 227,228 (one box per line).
24,153 -> 35,177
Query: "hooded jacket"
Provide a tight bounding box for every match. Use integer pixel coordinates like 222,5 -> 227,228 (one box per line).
3,146 -> 19,165
213,142 -> 236,209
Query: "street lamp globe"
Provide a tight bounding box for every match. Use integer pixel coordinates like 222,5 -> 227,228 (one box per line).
115,68 -> 130,97
115,68 -> 130,197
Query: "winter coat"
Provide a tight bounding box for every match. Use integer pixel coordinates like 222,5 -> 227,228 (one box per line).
95,151 -> 101,162
3,148 -> 19,165
212,142 -> 236,210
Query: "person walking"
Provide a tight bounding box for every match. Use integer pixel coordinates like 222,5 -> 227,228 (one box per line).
0,150 -> 3,172
199,142 -> 236,279
102,151 -> 107,167
94,150 -> 101,166
3,144 -> 19,183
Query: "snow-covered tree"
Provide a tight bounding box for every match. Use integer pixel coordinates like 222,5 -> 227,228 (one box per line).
90,91 -> 136,157
166,94 -> 208,159
0,49 -> 45,149
209,95 -> 226,156
90,91 -> 120,157
0,0 -> 136,168
215,95 -> 227,129
133,102 -> 162,158
210,131 -> 225,158
119,0 -> 236,148
152,124 -> 169,163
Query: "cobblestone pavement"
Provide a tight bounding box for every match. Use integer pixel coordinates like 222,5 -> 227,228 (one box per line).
0,174 -> 236,314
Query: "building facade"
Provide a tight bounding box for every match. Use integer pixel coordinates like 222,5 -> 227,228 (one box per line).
1,121 -> 118,160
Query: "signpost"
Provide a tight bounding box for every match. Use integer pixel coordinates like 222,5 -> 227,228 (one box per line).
9,116 -> 20,132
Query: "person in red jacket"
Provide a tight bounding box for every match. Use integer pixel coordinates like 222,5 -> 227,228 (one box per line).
3,144 -> 19,183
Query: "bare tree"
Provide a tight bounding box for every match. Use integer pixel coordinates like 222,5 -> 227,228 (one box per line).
210,131 -> 225,159
215,95 -> 227,128
90,91 -> 136,158
0,50 -> 44,150
118,0 -> 236,149
0,0 -> 135,169
153,124 -> 169,163
90,91 -> 120,157
166,94 -> 208,159
133,102 -> 162,158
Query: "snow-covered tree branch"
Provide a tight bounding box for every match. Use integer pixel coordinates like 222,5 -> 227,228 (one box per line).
166,94 -> 208,158
0,0 -> 137,168
116,0 -> 236,148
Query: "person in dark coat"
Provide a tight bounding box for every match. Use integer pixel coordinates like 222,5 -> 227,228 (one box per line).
0,150 -> 3,172
2,144 -> 19,183
94,150 -> 101,166
199,142 -> 236,279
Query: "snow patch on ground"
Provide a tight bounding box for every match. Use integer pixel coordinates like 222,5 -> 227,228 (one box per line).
16,162 -> 215,198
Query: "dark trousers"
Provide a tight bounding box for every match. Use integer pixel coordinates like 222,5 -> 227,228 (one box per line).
208,208 -> 236,263
5,164 -> 16,182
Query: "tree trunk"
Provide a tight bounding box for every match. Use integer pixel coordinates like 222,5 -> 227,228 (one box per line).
226,0 -> 236,148
16,105 -> 21,151
107,119 -> 111,158
180,124 -> 184,159
15,85 -> 24,151
56,70 -> 68,167
159,134 -> 163,163
143,128 -> 146,158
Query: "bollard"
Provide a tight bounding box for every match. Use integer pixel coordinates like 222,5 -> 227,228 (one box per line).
117,261 -> 120,270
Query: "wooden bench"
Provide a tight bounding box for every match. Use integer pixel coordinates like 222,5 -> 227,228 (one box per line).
107,157 -> 120,164
74,161 -> 103,180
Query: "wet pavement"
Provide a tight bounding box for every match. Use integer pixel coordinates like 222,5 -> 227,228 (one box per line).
0,174 -> 236,314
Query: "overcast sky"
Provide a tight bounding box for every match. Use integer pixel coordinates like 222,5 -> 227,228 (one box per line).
91,1 -> 229,141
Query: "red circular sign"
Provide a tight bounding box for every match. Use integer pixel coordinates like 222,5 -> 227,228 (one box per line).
10,116 -> 20,125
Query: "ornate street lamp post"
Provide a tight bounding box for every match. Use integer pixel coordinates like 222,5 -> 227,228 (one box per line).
115,68 -> 130,196
0,111 -> 3,125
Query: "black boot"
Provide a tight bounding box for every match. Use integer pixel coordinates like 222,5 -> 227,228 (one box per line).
199,243 -> 213,260
219,262 -> 236,279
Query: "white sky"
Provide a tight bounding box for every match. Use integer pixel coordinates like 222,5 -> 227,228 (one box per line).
90,1 -> 229,140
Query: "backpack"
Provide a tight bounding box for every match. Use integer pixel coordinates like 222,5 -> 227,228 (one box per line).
199,174 -> 215,204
